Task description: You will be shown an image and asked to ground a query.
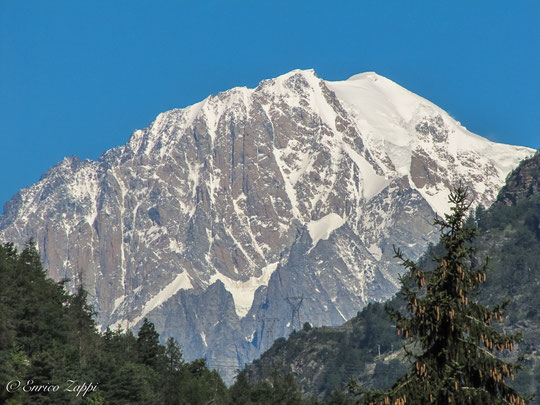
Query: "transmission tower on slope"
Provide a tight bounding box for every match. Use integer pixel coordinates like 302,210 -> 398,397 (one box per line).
286,296 -> 304,332
262,317 -> 280,350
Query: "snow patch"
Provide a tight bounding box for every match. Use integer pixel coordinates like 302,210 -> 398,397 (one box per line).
209,262 -> 278,318
272,143 -> 301,219
307,213 -> 346,250
168,238 -> 184,254
367,243 -> 382,261
341,144 -> 389,199
245,329 -> 256,343
123,272 -> 193,328
334,305 -> 346,322
113,295 -> 125,312
201,331 -> 208,347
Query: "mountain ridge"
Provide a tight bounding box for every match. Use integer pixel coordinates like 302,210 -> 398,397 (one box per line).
0,69 -> 534,381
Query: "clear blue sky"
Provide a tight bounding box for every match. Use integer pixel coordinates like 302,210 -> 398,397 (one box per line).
1,1 -> 539,211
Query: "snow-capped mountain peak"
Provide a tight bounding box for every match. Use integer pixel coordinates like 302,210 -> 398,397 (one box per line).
0,69 -> 534,382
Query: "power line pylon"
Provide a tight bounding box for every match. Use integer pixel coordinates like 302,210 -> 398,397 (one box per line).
285,296 -> 303,332
262,317 -> 279,350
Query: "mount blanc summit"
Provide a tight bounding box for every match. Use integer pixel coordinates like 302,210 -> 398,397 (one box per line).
0,69 -> 534,380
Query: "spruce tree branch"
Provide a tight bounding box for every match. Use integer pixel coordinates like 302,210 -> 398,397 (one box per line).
386,375 -> 415,397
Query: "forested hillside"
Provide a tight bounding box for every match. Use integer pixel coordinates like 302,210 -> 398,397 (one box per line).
0,241 -> 338,404
244,152 -> 540,402
0,241 -> 235,404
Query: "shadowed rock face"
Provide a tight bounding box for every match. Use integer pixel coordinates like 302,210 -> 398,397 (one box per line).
0,69 -> 534,382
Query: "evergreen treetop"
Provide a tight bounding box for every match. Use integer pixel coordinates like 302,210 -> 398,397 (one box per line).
359,187 -> 530,405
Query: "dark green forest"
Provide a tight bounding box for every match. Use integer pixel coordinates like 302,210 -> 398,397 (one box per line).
0,241 -> 326,404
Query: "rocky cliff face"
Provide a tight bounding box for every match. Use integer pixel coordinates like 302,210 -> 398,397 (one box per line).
497,151 -> 540,206
0,69 -> 534,382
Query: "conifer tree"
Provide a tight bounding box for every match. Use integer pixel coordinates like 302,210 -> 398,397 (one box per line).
136,318 -> 165,370
361,187 -> 530,404
165,336 -> 183,372
66,285 -> 98,368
